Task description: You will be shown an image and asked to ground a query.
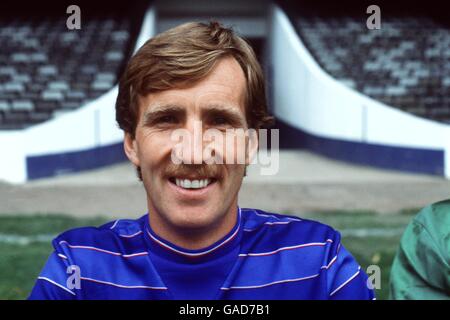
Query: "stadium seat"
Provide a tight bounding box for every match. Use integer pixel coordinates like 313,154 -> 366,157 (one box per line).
0,15 -> 133,129
296,14 -> 450,123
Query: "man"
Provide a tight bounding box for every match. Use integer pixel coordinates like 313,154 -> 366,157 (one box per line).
29,21 -> 374,300
390,199 -> 450,299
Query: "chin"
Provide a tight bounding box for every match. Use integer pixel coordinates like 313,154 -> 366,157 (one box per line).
168,205 -> 219,229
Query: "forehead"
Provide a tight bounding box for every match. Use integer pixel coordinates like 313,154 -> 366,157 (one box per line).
140,57 -> 247,113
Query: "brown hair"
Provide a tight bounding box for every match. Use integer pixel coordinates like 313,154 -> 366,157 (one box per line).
115,21 -> 273,138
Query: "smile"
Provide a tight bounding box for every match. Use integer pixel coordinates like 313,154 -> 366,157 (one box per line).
169,177 -> 216,190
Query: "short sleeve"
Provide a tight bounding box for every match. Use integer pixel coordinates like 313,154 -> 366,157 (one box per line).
28,238 -> 78,300
325,231 -> 376,300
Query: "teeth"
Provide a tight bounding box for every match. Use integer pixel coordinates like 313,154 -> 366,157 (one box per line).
191,180 -> 199,188
175,178 -> 211,189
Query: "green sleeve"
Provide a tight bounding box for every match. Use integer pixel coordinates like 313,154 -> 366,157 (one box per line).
389,200 -> 450,300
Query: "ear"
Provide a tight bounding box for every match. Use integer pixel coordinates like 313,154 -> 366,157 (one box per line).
246,129 -> 259,166
123,132 -> 140,167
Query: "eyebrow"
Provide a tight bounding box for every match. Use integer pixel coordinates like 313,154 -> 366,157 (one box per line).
201,104 -> 246,127
142,103 -> 246,127
142,104 -> 185,125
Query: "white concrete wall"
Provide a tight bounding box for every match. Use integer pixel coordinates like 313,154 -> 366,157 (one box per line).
0,131 -> 26,183
269,5 -> 450,178
0,6 -> 157,183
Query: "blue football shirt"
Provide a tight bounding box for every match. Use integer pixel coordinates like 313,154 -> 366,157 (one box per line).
28,207 -> 375,300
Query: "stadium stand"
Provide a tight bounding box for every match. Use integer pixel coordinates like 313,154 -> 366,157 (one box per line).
1,0 -> 449,182
0,2 -> 144,130
292,8 -> 450,124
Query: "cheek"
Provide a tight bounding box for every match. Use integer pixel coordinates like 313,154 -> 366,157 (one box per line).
136,130 -> 174,170
223,132 -> 247,165
224,164 -> 245,188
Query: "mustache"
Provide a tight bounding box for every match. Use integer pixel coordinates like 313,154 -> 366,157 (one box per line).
164,163 -> 223,179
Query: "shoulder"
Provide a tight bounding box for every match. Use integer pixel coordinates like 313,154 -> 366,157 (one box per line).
391,200 -> 450,298
400,199 -> 450,257
239,208 -> 342,265
52,214 -> 148,255
413,199 -> 450,232
240,207 -> 340,242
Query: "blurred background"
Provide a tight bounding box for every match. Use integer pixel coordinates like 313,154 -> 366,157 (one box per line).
0,0 -> 449,299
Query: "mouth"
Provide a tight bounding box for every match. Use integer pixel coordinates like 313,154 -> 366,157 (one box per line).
167,176 -> 218,200
168,177 -> 218,190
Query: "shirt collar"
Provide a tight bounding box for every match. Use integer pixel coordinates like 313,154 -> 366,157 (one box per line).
144,206 -> 242,263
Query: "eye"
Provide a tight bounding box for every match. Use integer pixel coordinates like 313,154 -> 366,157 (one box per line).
157,115 -> 178,124
212,116 -> 228,125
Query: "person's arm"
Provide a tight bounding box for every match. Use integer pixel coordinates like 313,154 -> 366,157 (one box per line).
390,208 -> 450,300
28,239 -> 78,300
325,232 -> 375,300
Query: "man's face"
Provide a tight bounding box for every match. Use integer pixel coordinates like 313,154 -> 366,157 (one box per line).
125,57 -> 256,233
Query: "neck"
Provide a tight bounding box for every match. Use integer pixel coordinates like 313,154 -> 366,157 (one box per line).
148,203 -> 239,250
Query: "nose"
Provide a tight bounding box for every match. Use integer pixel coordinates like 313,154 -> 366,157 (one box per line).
184,119 -> 204,165
171,119 -> 205,165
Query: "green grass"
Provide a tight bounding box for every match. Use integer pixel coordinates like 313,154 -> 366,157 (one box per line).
0,211 -> 417,300
0,214 -> 108,300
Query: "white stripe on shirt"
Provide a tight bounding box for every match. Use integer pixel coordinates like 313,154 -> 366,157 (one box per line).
37,276 -> 76,296
221,273 -> 320,290
239,239 -> 333,257
330,266 -> 362,297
